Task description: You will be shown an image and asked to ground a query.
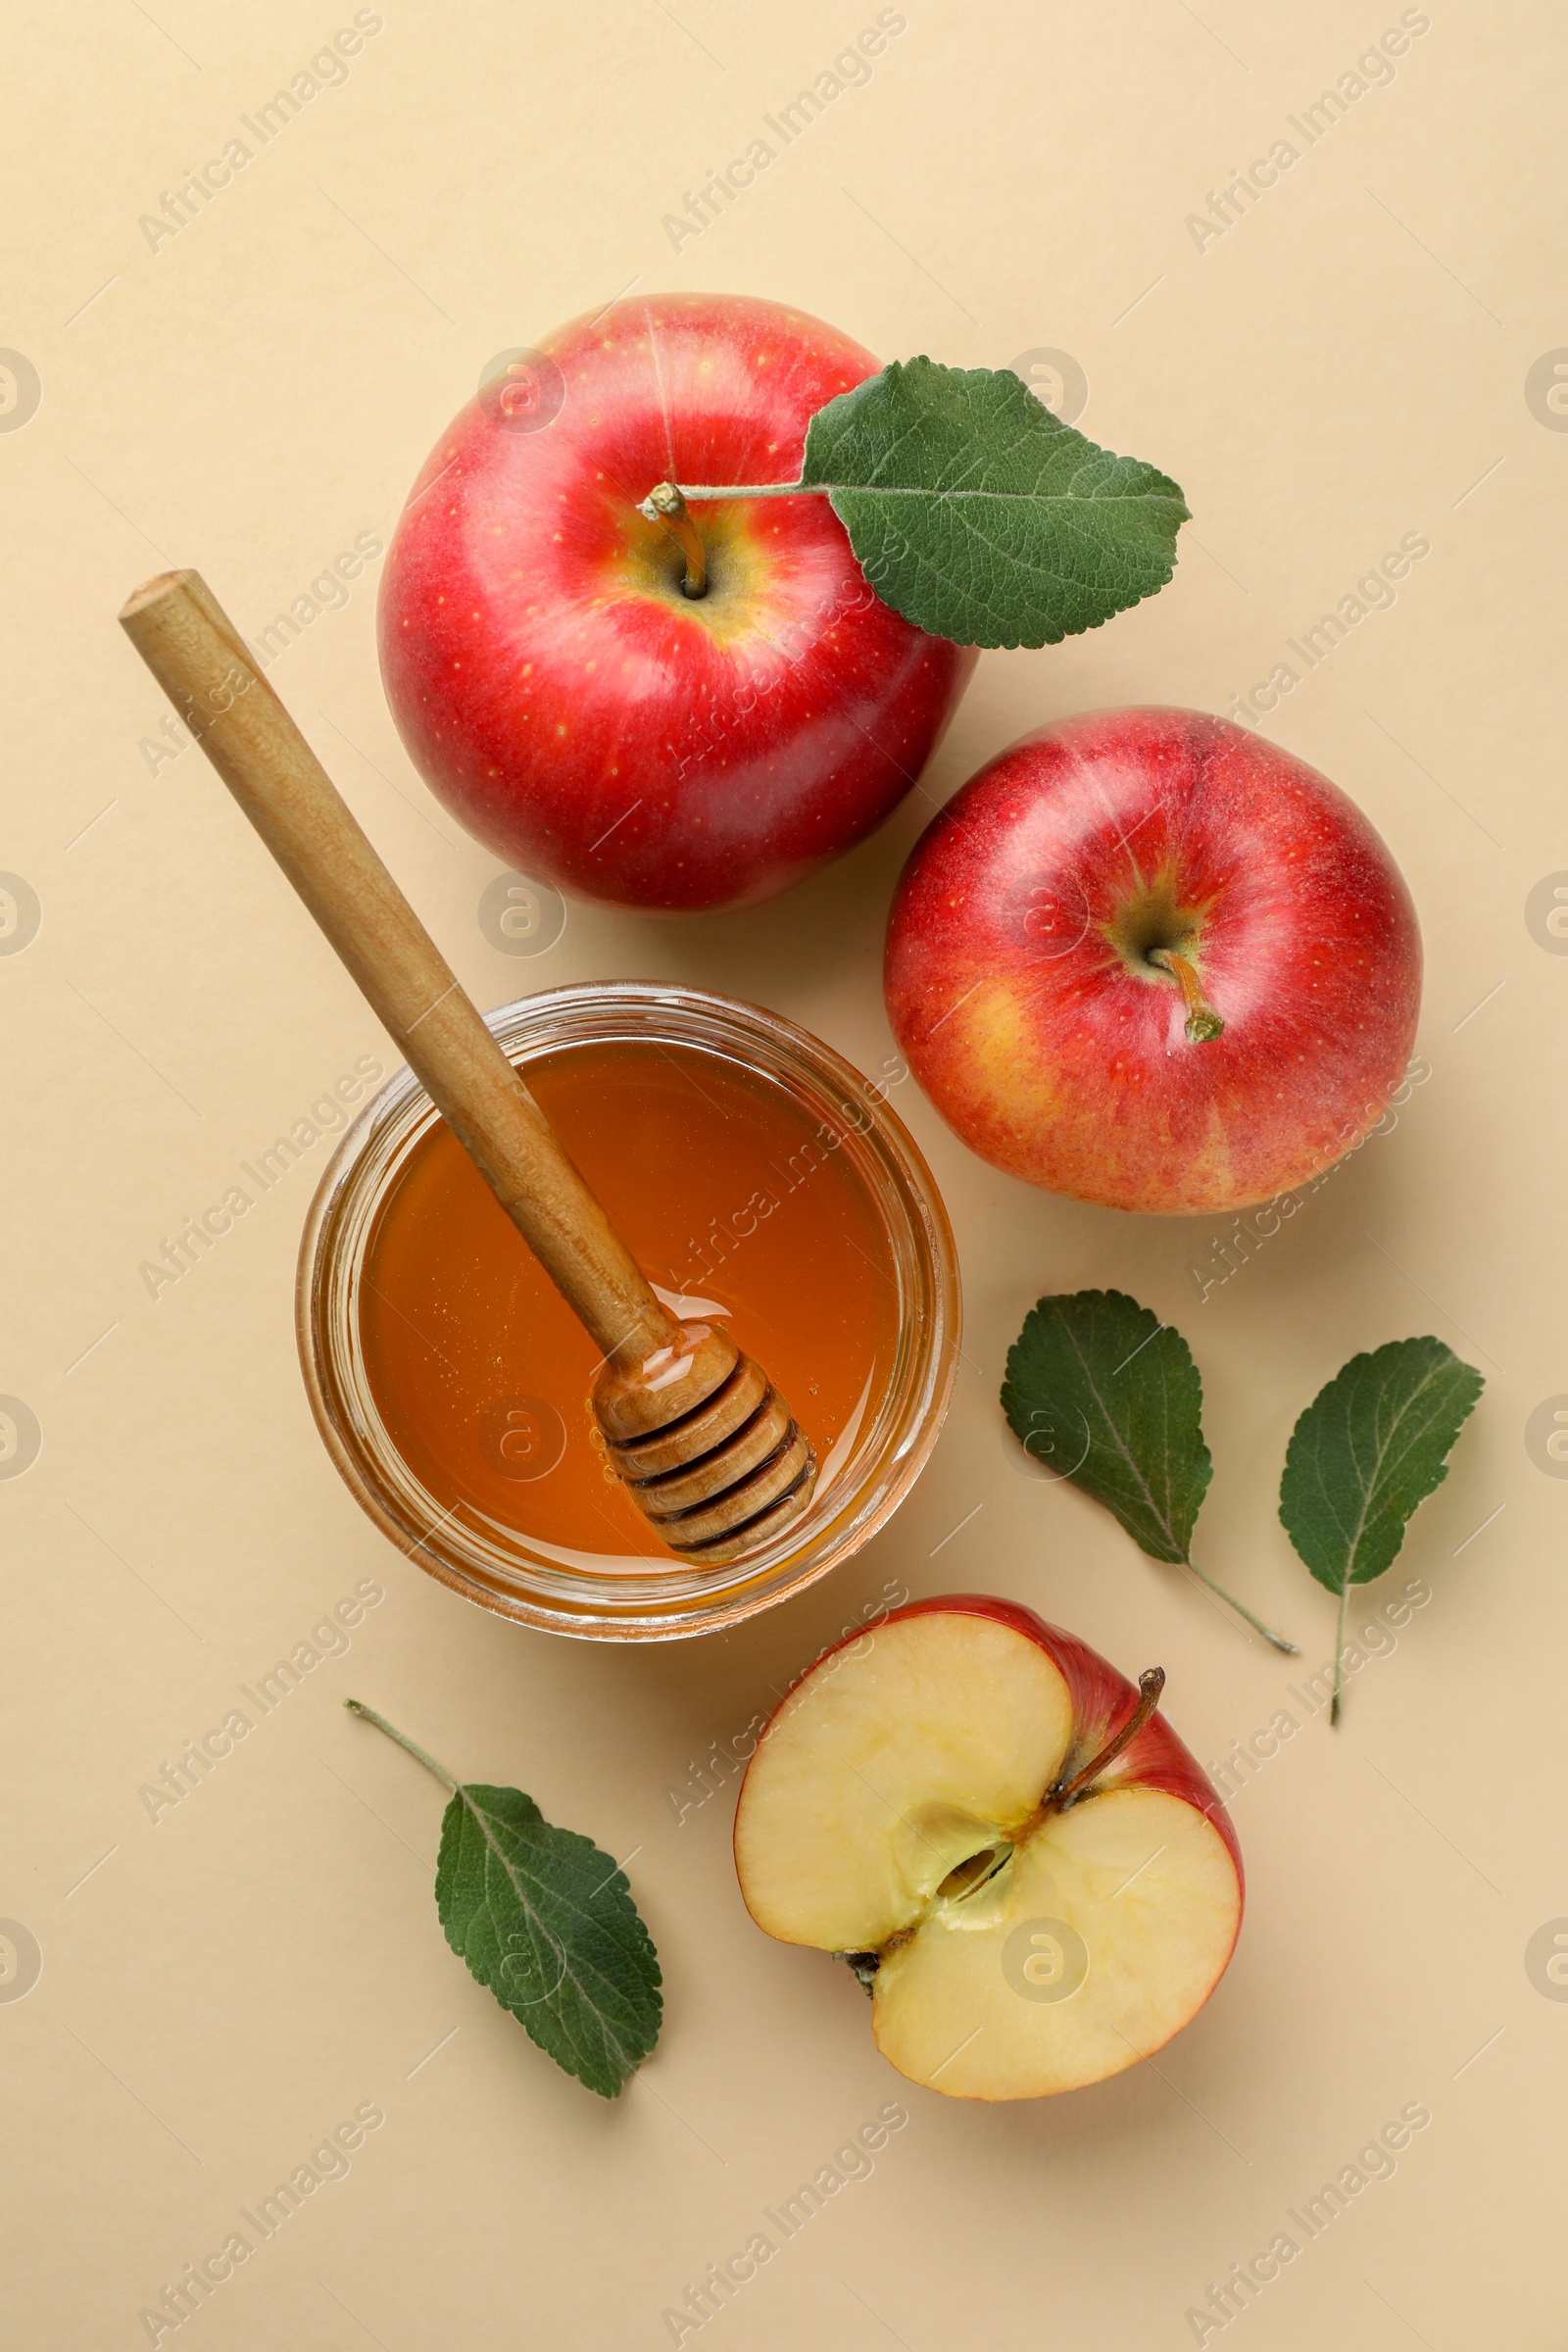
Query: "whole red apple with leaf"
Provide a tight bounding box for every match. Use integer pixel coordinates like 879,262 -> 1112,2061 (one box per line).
378,293 -> 1188,909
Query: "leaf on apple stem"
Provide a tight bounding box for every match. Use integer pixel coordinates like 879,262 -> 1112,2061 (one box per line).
1278,1338 -> 1484,1725
665,360 -> 1189,651
344,1700 -> 662,2098
1001,1289 -> 1298,1655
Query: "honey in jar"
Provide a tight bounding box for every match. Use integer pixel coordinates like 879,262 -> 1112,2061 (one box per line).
358,1034 -> 901,1563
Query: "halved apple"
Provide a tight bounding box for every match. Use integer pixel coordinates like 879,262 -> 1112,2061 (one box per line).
733,1596 -> 1243,2100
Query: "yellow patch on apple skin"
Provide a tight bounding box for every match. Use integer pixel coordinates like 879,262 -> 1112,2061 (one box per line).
918,981 -> 1068,1190
920,980 -> 1245,1215
871,1788 -> 1242,2101
960,981 -> 1061,1126
1176,1100 -> 1240,1212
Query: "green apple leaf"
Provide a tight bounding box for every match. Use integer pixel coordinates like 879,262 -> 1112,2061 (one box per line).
1002,1289 -> 1296,1654
345,1702 -> 661,2098
1003,1290 -> 1209,1563
1279,1337 -> 1483,1723
800,360 -> 1188,649
651,360 -> 1188,649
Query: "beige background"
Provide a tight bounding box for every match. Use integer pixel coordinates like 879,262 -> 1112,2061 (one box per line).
2,1 -> 1563,2344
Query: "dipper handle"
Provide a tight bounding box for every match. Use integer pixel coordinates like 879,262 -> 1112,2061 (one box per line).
119,568 -> 677,1368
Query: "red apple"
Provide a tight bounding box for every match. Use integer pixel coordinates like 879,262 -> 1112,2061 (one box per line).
733,1595 -> 1242,2101
884,707 -> 1422,1213
377,293 -> 976,911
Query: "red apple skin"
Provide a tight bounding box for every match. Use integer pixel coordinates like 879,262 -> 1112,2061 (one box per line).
884,708 -> 1422,1214
739,1592 -> 1243,1891
378,293 -> 977,912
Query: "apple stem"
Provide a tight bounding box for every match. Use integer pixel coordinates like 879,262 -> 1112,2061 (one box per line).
640,482 -> 709,597
1149,947 -> 1224,1043
1331,1582 -> 1349,1726
1051,1668 -> 1165,1811
1182,1557 -> 1299,1654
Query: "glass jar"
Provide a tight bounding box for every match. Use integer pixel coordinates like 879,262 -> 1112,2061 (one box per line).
297,982 -> 959,1641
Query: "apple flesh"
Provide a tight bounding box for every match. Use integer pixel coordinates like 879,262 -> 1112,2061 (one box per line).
378,293 -> 976,912
884,707 -> 1422,1213
733,1596 -> 1242,2101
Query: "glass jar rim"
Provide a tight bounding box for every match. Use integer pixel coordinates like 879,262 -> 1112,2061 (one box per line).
297,980 -> 959,1641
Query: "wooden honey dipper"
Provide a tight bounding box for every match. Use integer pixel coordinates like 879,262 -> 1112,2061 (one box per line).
119,569 -> 818,1566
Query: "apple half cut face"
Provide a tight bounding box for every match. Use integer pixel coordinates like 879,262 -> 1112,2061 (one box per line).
733,1597 -> 1243,2101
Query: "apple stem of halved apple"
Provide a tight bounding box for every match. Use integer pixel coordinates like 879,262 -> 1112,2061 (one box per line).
1048,1667 -> 1166,1812
1147,947 -> 1225,1044
640,482 -> 710,599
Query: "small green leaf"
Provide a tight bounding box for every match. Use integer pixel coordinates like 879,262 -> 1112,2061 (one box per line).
1280,1338 -> 1484,1595
1001,1290 -> 1296,1652
1002,1290 -> 1209,1563
800,360 -> 1189,650
346,1702 -> 661,2099
1278,1337 -> 1484,1723
435,1784 -> 661,2100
